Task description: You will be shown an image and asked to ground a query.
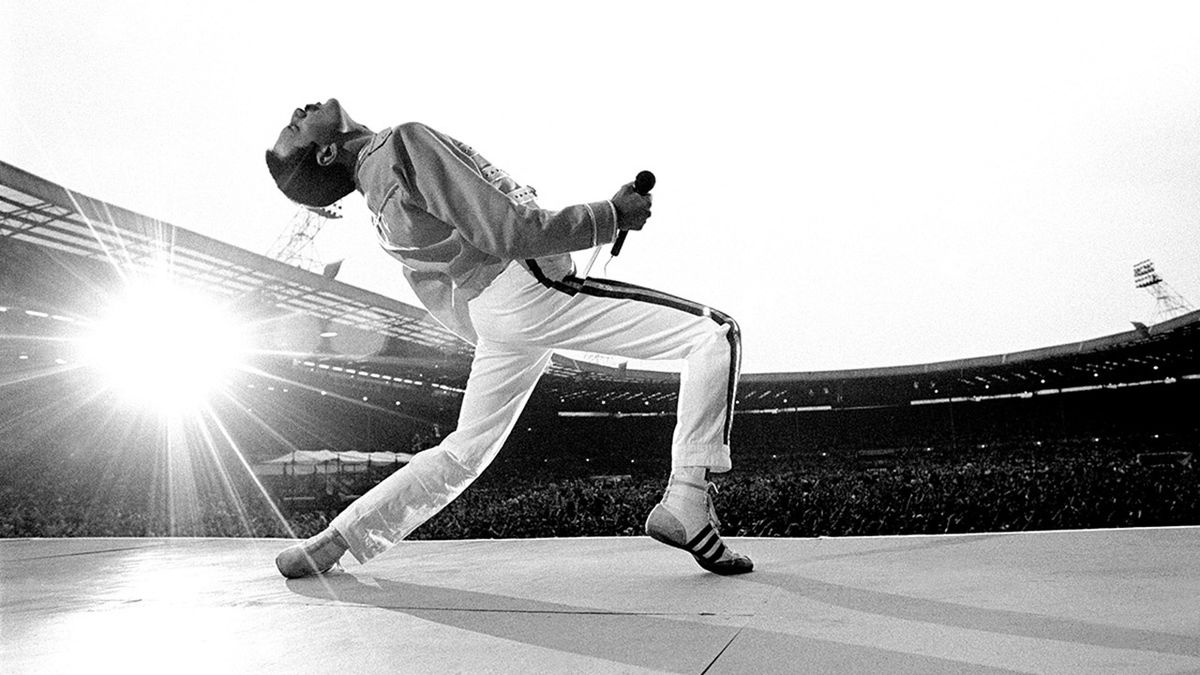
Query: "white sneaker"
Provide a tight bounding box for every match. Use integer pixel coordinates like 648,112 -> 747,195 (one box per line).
274,528 -> 348,579
644,475 -> 753,575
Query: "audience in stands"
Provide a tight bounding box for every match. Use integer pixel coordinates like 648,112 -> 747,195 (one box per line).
2,436 -> 1196,540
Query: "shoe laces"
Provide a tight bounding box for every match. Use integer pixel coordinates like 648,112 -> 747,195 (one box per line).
664,475 -> 723,531
706,482 -> 722,531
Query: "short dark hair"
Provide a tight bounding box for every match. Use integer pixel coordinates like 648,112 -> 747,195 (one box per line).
264,143 -> 356,207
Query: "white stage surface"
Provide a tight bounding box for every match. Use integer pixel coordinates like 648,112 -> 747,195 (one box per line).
3,528 -> 1199,673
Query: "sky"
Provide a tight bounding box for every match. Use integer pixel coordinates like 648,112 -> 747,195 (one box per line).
3,0 -> 1199,374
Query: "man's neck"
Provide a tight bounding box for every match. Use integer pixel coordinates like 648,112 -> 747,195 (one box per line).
335,128 -> 375,169
340,128 -> 372,159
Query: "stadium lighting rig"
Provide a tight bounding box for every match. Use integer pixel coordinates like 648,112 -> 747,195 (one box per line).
80,281 -> 247,414
266,203 -> 343,276
1134,259 -> 1194,324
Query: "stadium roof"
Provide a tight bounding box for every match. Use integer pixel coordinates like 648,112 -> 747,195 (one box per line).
4,159 -> 1198,415
538,308 -> 1200,412
0,160 -> 596,382
0,160 -> 469,349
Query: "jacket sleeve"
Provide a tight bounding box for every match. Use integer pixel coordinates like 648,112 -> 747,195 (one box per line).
394,123 -> 619,259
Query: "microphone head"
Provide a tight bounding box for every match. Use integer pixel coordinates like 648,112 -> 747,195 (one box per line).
634,170 -> 656,195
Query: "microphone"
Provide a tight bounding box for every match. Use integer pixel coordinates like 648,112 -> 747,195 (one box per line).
611,170 -> 655,257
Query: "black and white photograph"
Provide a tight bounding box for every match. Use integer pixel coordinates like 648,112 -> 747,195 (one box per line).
3,1 -> 1199,672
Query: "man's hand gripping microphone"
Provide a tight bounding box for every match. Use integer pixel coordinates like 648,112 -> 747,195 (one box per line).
612,170 -> 655,257
581,170 -> 655,281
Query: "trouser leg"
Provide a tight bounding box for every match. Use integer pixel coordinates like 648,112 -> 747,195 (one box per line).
330,341 -> 551,563
328,259 -> 741,563
480,262 -> 742,472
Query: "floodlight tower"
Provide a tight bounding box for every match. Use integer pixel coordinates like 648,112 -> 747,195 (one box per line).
266,204 -> 342,275
1133,259 -> 1194,324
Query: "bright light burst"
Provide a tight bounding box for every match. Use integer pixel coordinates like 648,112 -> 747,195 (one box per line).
82,282 -> 246,414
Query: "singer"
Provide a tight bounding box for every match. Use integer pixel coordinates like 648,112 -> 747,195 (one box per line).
265,99 -> 751,577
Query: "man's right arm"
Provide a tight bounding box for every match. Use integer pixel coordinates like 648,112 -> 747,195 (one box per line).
395,123 -> 624,259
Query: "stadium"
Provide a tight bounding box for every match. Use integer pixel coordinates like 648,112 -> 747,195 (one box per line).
3,158 -> 1199,671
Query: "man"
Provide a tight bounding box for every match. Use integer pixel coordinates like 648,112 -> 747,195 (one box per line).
267,99 -> 751,577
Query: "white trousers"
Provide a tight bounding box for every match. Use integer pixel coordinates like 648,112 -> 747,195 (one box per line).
331,260 -> 741,563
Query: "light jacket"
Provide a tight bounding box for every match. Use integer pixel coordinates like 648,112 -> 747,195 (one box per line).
354,122 -> 619,344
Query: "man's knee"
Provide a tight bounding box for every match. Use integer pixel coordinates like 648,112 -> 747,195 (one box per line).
707,309 -> 740,349
687,310 -> 739,363
720,313 -> 741,346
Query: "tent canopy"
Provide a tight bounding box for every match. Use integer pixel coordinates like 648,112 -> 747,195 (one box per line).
254,450 -> 413,475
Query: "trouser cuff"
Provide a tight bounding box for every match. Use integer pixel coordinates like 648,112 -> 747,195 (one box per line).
673,443 -> 732,473
329,515 -> 388,564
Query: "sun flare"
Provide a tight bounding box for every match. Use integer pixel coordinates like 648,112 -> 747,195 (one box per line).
82,283 -> 246,414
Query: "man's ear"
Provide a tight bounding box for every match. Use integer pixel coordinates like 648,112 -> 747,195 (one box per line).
315,143 -> 339,167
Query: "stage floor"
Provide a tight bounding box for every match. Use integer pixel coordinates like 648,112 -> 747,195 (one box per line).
3,528 -> 1199,673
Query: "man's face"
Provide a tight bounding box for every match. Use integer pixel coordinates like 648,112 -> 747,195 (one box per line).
271,98 -> 362,158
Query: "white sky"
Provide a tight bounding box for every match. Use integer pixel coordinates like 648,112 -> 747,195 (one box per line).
3,0 -> 1199,374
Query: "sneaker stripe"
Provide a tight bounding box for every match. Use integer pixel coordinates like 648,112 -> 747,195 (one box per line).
685,524 -> 715,550
693,531 -> 720,558
705,541 -> 728,563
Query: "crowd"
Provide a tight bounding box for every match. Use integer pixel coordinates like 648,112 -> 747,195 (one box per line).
1,436 -> 1196,541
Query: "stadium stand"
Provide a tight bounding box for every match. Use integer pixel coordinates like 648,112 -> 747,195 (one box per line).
1,160 -> 1197,541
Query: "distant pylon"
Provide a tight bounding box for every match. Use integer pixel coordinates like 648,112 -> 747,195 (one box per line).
266,204 -> 342,274
1133,259 -> 1194,323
